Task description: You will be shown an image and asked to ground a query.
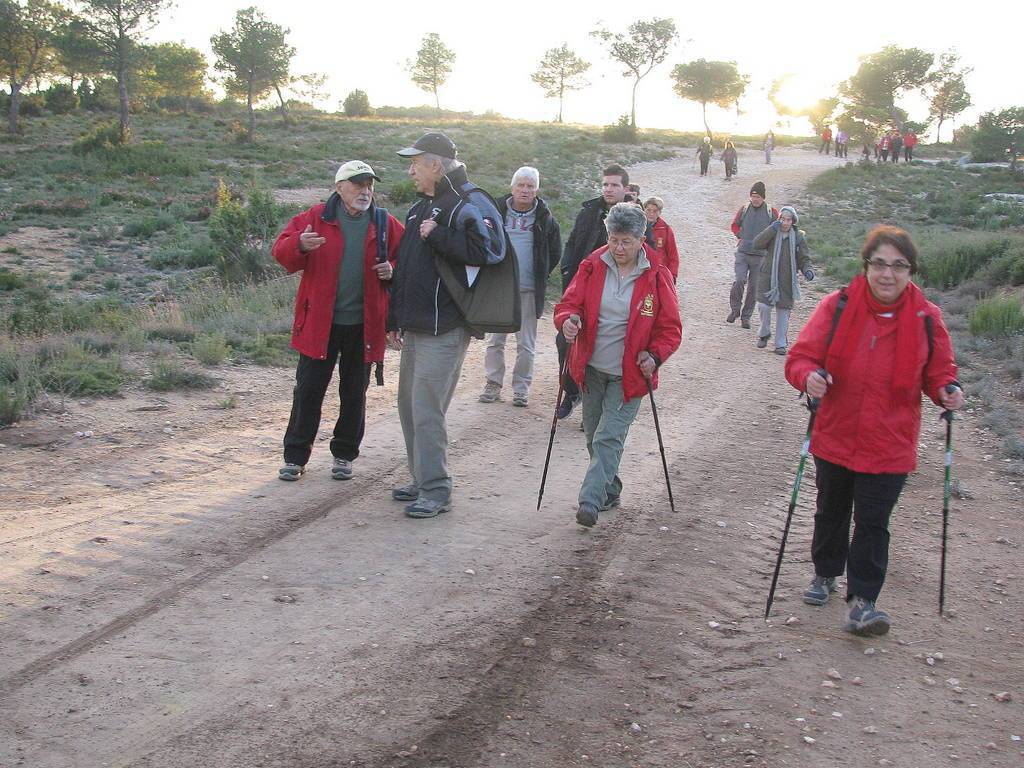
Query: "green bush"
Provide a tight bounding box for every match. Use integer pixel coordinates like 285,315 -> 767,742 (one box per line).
343,89 -> 372,117
0,270 -> 25,291
40,345 -> 124,396
192,333 -> 230,365
146,359 -> 216,391
969,294 -> 1024,337
122,211 -> 176,238
208,180 -> 280,282
44,84 -> 78,114
72,120 -> 123,154
918,233 -> 1017,289
383,179 -> 417,205
94,141 -> 200,177
146,325 -> 195,343
0,343 -> 38,425
18,93 -> 44,116
603,115 -> 638,144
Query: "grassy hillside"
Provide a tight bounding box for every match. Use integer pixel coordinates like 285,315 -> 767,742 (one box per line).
794,160 -> 1024,463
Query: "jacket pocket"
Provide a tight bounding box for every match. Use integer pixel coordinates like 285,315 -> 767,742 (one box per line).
294,299 -> 309,333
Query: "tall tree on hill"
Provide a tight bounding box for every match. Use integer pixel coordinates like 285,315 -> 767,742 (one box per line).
592,17 -> 676,129
73,0 -> 171,143
531,44 -> 590,124
670,59 -> 749,136
0,0 -> 61,135
839,45 -> 933,131
211,7 -> 294,142
407,32 -> 454,111
927,50 -> 972,144
51,12 -> 104,91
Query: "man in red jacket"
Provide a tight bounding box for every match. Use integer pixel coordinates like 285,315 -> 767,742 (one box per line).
271,160 -> 404,482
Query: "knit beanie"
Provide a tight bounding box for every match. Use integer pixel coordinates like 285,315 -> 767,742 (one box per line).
751,181 -> 766,198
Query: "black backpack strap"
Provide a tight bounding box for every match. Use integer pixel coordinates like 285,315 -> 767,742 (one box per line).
824,287 -> 849,351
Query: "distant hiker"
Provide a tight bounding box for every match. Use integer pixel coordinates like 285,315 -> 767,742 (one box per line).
728,181 -> 779,328
388,132 -> 508,518
902,129 -> 917,162
479,166 -> 562,407
272,160 -> 404,482
819,126 -> 833,154
890,130 -> 903,163
835,129 -> 848,158
696,136 -> 714,176
627,183 -> 642,203
879,132 -> 891,162
557,163 -> 630,419
722,141 -> 738,180
785,225 -> 963,636
752,205 -> 813,355
642,196 -> 680,283
764,131 -> 775,164
554,203 -> 682,528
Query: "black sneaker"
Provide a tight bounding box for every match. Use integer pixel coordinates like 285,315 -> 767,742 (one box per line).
726,311 -> 738,323
576,502 -> 599,528
756,336 -> 769,348
741,319 -> 751,329
556,393 -> 580,420
600,493 -> 621,511
405,498 -> 451,518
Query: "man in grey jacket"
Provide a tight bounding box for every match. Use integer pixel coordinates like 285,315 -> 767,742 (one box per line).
727,181 -> 779,328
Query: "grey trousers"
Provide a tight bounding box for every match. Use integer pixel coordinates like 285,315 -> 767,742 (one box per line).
579,366 -> 643,509
397,327 -> 471,502
757,301 -> 792,348
730,253 -> 763,321
483,291 -> 538,396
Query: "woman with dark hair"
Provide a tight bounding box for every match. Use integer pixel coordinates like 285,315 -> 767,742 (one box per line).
722,141 -> 738,180
555,203 -> 682,528
784,225 -> 964,636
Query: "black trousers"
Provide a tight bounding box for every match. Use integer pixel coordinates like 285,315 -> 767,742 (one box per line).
811,457 -> 907,602
904,146 -> 913,162
283,323 -> 370,466
555,331 -> 580,401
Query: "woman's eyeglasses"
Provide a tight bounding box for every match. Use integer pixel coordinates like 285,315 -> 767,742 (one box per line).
866,258 -> 911,275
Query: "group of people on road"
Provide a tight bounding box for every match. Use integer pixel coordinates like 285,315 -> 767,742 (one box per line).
270,130 -> 964,638
872,128 -> 918,163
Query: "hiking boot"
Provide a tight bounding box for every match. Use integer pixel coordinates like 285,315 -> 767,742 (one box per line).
845,596 -> 891,636
556,393 -> 580,420
512,392 -> 528,407
741,318 -> 751,329
404,498 -> 451,519
774,346 -> 788,356
757,336 -> 769,348
392,483 -> 419,502
600,493 -> 621,512
279,463 -> 305,481
726,311 -> 738,324
802,575 -> 838,606
576,502 -> 599,528
478,381 -> 502,403
331,457 -> 353,481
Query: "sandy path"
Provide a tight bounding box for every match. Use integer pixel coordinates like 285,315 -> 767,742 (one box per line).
1,147 -> 1021,768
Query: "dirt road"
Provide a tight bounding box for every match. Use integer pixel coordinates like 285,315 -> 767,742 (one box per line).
2,147 -> 1022,768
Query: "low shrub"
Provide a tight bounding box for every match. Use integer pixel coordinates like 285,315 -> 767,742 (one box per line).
602,115 -> 638,144
145,325 -> 195,343
192,332 -> 230,365
383,179 -> 417,206
44,84 -> 78,114
146,359 -> 216,391
40,345 -> 124,397
122,211 -> 176,238
94,141 -> 201,177
72,120 -> 123,154
969,294 -> 1024,337
0,270 -> 25,291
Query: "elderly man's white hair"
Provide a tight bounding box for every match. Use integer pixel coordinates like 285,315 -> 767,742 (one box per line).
510,166 -> 540,186
420,152 -> 463,174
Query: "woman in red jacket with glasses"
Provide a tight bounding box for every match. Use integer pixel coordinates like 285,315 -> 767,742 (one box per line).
785,225 -> 964,636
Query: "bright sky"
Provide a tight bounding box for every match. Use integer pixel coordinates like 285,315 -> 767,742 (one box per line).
151,0 -> 1013,139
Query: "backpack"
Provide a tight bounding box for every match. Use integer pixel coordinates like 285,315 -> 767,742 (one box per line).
433,183 -> 522,336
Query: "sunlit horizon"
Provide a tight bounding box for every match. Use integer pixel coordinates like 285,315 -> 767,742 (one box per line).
139,0 -> 1013,141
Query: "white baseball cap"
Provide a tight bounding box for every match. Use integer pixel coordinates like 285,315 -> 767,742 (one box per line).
335,160 -> 381,183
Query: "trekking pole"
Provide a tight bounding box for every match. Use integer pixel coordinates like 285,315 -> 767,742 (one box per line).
645,376 -> 675,513
537,315 -> 579,511
765,369 -> 827,620
939,384 -> 958,617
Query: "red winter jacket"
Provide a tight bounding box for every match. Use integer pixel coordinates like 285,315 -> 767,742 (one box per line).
554,244 -> 682,402
784,289 -> 958,474
903,132 -> 918,148
822,128 -> 833,141
649,217 -> 680,283
272,198 -> 404,362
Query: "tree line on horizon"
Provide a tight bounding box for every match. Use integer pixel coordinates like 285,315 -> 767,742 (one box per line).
1,2 -> 1021,163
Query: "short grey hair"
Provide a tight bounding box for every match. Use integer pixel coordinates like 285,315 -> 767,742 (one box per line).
605,202 -> 647,239
421,152 -> 463,174
511,166 -> 540,186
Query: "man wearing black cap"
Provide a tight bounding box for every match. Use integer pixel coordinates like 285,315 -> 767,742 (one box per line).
387,131 -> 508,518
272,161 -> 404,482
728,181 -> 779,328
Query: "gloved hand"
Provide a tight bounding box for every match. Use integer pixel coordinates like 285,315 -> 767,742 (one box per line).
803,269 -> 815,281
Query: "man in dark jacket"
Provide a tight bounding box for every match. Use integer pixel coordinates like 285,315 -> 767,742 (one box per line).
387,132 -> 507,518
272,160 -> 404,482
479,166 -> 561,407
555,163 -> 629,418
728,181 -> 779,328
